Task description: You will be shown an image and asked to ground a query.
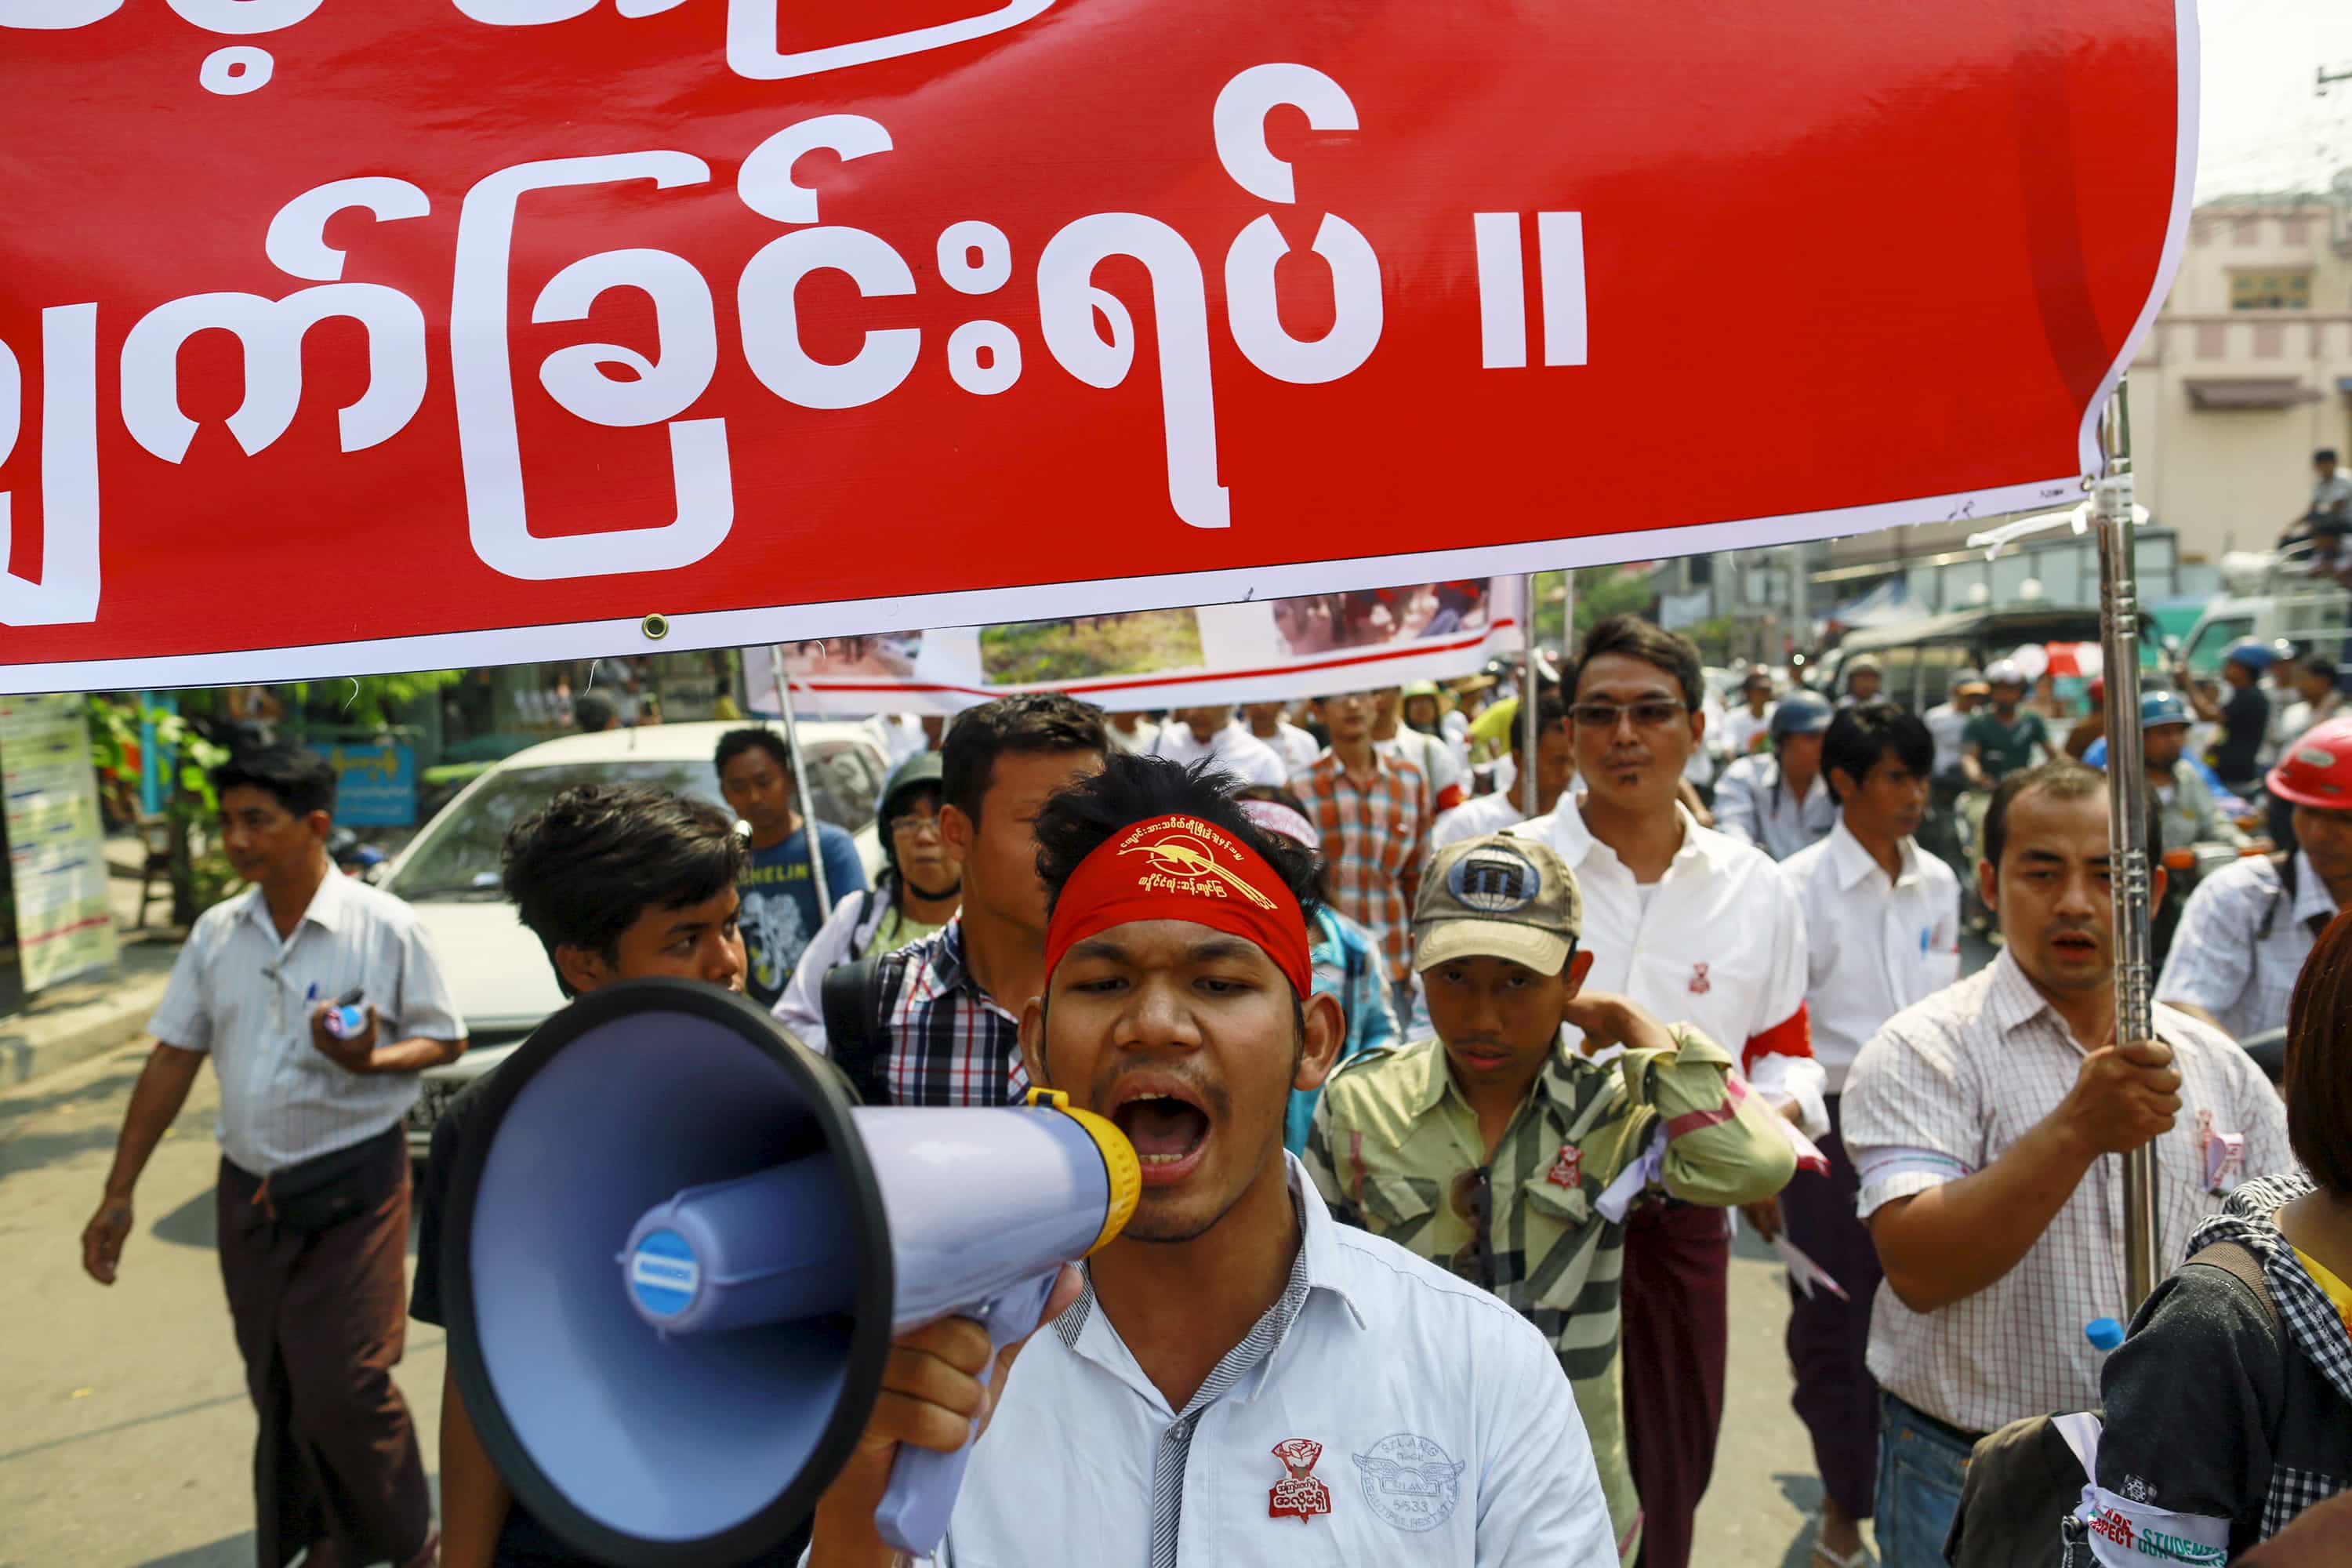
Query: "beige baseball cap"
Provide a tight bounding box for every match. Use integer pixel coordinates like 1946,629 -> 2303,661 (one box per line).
1411,834 -> 1582,975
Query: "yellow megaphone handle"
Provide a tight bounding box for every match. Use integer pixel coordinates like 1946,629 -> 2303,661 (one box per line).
1026,1087 -> 1141,1256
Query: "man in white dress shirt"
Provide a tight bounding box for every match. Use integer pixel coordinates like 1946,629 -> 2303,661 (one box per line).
1149,705 -> 1290,786
83,746 -> 466,1568
806,752 -> 1616,1567
1431,693 -> 1572,848
1508,616 -> 1824,1568
1769,703 -> 1959,1568
1244,699 -> 1323,779
2157,715 -> 2352,1040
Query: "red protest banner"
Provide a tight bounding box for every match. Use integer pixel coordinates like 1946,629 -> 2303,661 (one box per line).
0,0 -> 2189,691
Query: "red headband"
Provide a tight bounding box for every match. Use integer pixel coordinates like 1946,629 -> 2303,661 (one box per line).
1044,814 -> 1312,996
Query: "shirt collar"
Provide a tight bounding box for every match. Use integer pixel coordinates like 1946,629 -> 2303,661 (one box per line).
1982,946 -> 2059,1037
1555,797 -> 1711,877
238,867 -> 350,940
1397,1032 -> 1581,1118
1289,1153 -> 1370,1331
2292,849 -> 2338,924
928,919 -> 1007,1012
1054,1156 -> 1368,1405
1826,818 -> 1920,890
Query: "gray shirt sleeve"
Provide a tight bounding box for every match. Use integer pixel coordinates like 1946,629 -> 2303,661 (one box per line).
1711,761 -> 1763,848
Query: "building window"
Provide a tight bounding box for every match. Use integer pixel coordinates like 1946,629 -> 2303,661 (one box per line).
2231,271 -> 2310,310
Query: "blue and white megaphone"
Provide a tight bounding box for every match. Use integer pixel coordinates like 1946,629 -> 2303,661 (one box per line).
440,979 -> 1139,1566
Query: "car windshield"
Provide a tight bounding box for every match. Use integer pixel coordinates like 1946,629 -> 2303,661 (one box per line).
387,743 -> 877,902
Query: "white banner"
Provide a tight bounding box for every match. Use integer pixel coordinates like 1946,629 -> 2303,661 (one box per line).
747,579 -> 1524,716
0,695 -> 119,993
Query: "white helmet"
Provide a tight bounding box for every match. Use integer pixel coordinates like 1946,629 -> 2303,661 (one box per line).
1984,659 -> 2027,688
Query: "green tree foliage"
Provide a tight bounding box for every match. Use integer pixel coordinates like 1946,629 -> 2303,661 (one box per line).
1533,566 -> 1659,648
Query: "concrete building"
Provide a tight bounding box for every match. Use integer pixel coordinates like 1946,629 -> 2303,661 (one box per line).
2127,189 -> 2352,559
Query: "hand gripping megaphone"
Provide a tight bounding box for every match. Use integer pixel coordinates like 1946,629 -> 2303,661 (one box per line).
439,979 -> 1140,1565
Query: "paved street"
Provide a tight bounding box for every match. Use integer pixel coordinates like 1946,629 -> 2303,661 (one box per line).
2,1040 -> 1855,1568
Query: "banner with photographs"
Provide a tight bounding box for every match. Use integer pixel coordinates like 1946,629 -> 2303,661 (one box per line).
746,579 -> 1523,716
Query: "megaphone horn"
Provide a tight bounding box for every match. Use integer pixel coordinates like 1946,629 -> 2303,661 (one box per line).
441,978 -> 1139,1566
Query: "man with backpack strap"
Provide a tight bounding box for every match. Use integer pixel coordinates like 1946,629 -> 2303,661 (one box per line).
771,750 -> 964,1049
2158,717 -> 2352,1040
817,694 -> 1106,1105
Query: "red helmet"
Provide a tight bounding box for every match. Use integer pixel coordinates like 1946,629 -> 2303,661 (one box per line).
2267,717 -> 2352,809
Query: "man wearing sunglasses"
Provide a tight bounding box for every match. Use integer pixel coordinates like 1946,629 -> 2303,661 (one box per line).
1306,833 -> 1796,1564
804,754 -> 1617,1565
1509,614 -> 1824,1568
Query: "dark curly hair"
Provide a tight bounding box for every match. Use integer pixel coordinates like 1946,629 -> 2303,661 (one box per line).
1032,753 -> 1322,925
501,783 -> 746,996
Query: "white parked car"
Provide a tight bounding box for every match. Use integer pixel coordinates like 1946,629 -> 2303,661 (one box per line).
389,720 -> 889,1160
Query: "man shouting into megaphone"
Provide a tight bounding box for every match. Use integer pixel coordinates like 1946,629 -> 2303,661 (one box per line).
806,753 -> 1617,1565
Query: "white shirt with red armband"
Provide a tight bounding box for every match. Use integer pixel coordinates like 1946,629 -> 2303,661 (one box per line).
1508,799 -> 1827,1137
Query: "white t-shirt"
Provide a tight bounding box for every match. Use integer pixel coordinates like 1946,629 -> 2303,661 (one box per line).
1150,721 -> 1289,786
1251,721 -> 1324,779
906,1157 -> 1618,1567
1431,789 -> 1530,849
1923,702 -> 1970,778
1719,704 -> 1775,762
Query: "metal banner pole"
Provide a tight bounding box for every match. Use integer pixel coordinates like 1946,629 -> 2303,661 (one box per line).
1561,568 -> 1577,673
2091,386 -> 2158,1312
768,644 -> 831,913
1522,573 -> 1542,817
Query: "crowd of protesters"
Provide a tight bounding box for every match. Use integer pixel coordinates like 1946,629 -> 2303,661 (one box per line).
77,606 -> 2352,1567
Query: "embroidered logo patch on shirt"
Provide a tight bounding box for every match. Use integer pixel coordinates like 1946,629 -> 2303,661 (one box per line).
1269,1438 -> 1332,1522
1690,962 -> 1711,996
1546,1142 -> 1583,1189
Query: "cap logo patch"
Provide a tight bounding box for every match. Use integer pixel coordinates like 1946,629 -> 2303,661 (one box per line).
1116,817 -> 1278,910
1447,844 -> 1541,913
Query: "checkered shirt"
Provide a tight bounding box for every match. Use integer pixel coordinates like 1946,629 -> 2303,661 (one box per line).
2154,851 -> 2339,1041
1842,947 -> 2294,1435
2185,1173 -> 2352,1539
869,919 -> 1028,1107
1298,750 -> 1432,984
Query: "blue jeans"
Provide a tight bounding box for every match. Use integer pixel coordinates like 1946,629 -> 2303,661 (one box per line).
1875,1392 -> 1974,1568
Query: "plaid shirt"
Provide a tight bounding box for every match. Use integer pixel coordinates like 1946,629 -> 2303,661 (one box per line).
1305,1025 -> 1795,1563
2155,851 -> 2338,1040
870,919 -> 1028,1107
1843,947 -> 2293,1434
1298,750 -> 1432,984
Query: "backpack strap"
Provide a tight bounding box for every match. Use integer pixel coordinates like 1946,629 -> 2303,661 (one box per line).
821,953 -> 892,1105
2185,1239 -> 2283,1336
2256,851 -> 2296,942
